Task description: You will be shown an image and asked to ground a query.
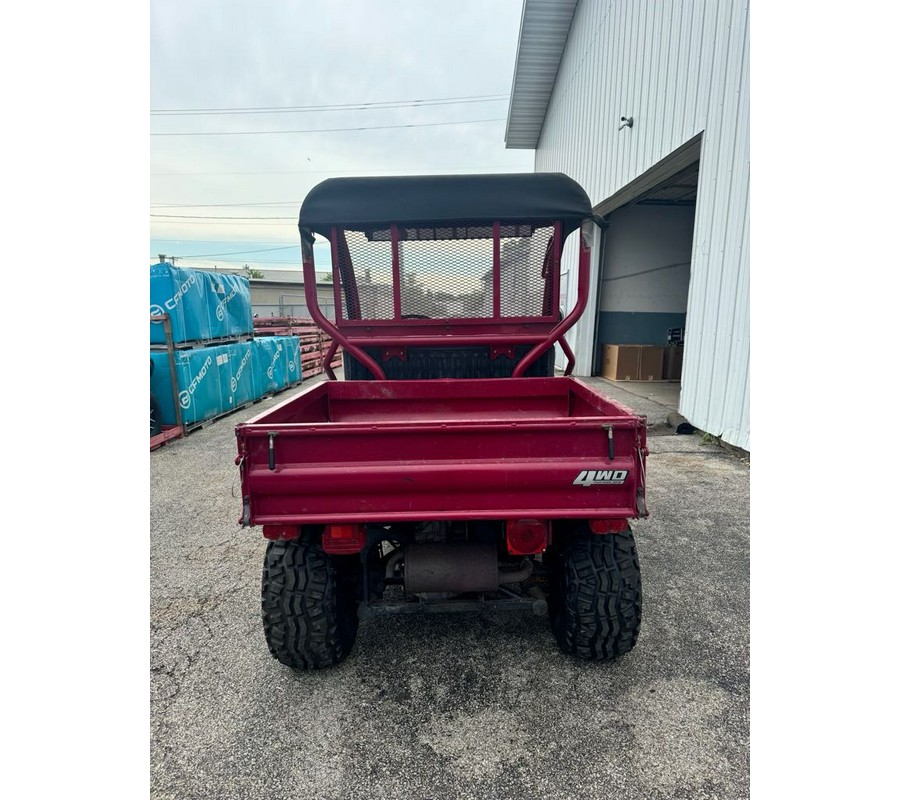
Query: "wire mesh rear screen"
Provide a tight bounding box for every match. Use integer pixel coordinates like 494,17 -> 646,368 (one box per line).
333,224 -> 556,320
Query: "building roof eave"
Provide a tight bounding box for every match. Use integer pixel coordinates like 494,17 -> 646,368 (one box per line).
504,0 -> 579,150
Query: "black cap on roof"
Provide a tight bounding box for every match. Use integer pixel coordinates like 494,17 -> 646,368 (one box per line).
298,173 -> 593,239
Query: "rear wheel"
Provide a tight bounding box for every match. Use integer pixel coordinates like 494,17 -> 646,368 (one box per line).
261,533 -> 359,670
548,528 -> 642,661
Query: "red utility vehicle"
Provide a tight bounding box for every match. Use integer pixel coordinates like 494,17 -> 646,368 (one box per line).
235,174 -> 648,670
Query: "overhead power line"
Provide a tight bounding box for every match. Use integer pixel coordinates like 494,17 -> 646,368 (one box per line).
152,239 -> 293,245
151,94 -> 508,116
151,201 -> 301,208
151,117 -> 506,137
151,93 -> 506,113
151,166 -> 531,177
151,213 -> 295,220
151,219 -> 294,225
167,245 -> 298,258
168,257 -> 302,265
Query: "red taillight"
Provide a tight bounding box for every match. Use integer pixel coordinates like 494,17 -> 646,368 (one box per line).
506,519 -> 549,556
262,525 -> 300,541
588,519 -> 630,534
322,524 -> 366,554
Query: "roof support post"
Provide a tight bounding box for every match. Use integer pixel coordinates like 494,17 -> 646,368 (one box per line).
391,224 -> 402,320
492,221 -> 501,319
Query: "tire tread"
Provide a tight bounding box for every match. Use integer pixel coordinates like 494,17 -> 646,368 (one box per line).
549,529 -> 642,661
261,535 -> 358,670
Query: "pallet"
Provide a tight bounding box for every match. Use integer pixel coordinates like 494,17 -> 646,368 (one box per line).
302,357 -> 343,378
150,426 -> 183,451
150,333 -> 254,351
182,380 -> 304,433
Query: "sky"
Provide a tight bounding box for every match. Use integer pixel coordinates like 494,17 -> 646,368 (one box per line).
150,0 -> 534,275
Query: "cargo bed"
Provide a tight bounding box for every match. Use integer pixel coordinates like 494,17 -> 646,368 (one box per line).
235,377 -> 648,526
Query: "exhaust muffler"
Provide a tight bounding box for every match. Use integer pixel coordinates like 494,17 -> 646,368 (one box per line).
404,543 -> 497,594
401,543 -> 533,594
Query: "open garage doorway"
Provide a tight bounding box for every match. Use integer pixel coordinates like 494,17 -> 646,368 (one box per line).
589,137 -> 701,395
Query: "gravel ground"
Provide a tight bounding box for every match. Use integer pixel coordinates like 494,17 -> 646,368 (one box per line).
151,374 -> 749,799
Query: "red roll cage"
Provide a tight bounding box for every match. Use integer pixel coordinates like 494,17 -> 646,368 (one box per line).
297,174 -> 597,380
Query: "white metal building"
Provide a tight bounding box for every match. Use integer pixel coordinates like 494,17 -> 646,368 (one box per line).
506,0 -> 749,449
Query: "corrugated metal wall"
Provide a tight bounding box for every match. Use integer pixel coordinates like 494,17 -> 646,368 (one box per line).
535,0 -> 749,449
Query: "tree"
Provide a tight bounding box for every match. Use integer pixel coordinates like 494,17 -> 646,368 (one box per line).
243,264 -> 265,279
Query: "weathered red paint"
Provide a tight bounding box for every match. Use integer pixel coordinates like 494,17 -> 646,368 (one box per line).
236,377 -> 648,527
588,519 -> 631,534
241,194 -> 650,537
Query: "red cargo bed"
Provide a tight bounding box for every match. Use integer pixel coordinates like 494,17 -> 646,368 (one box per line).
235,377 -> 648,526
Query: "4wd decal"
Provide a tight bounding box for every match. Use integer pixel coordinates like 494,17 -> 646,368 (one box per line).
573,469 -> 628,487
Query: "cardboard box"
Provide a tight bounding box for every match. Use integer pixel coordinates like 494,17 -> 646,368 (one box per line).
639,346 -> 665,381
601,344 -> 642,381
602,344 -> 665,381
663,346 -> 684,381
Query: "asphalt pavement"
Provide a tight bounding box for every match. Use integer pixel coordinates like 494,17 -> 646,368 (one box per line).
151,373 -> 749,800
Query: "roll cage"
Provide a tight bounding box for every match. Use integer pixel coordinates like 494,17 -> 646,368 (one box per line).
298,173 -> 598,380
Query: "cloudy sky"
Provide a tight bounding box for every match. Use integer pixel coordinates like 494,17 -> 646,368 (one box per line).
150,0 -> 534,273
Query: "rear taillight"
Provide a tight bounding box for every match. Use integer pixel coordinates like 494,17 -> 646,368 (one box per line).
262,525 -> 300,541
588,519 -> 630,534
506,519 -> 549,555
322,524 -> 366,554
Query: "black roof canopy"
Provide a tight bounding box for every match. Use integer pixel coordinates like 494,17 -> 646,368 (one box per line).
299,173 -> 593,239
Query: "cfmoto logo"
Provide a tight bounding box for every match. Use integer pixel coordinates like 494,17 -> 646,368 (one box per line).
216,287 -> 238,321
152,272 -> 197,322
150,304 -> 165,320
179,356 -> 212,409
266,343 -> 283,380
230,349 -> 252,393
